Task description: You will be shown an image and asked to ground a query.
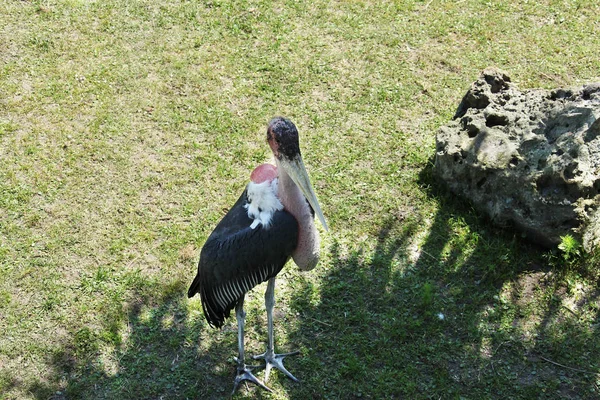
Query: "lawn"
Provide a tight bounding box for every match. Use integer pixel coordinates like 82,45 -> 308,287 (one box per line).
1,0 -> 599,399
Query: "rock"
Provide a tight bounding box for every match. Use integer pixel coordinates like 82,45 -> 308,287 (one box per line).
435,68 -> 600,251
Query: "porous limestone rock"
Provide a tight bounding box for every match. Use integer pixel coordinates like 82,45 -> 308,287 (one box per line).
435,68 -> 600,251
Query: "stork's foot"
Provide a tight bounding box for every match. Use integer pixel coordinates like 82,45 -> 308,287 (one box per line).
252,350 -> 300,382
232,359 -> 273,395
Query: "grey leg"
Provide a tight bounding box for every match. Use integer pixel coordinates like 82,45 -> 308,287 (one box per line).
232,295 -> 272,395
253,278 -> 300,382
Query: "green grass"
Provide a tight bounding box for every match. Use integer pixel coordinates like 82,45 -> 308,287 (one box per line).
1,0 -> 599,399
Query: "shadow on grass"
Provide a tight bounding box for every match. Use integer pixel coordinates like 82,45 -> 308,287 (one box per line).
282,163 -> 600,399
22,165 -> 599,400
26,279 -> 238,400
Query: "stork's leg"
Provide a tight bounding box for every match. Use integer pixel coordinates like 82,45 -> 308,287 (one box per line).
253,277 -> 300,382
232,295 -> 272,395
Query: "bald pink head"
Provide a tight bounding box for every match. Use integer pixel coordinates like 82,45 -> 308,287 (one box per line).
250,163 -> 278,184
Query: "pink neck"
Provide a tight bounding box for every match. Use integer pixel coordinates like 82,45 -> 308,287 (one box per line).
276,161 -> 320,271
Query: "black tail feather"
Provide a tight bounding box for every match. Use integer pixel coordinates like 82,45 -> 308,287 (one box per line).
187,273 -> 201,298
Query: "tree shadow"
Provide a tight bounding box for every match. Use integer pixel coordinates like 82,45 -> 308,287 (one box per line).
20,277 -> 245,400
15,162 -> 599,400
283,162 -> 600,399
20,269 -> 307,400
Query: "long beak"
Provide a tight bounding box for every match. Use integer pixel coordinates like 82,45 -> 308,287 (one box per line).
280,156 -> 328,231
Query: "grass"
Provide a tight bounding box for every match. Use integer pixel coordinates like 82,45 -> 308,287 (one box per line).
1,0 -> 599,399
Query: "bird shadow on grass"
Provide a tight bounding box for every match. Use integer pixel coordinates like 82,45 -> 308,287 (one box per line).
281,163 -> 600,399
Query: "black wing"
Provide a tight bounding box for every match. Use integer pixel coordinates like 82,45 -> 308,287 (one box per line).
188,189 -> 298,328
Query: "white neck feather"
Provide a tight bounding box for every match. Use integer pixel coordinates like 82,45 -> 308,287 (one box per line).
245,179 -> 283,229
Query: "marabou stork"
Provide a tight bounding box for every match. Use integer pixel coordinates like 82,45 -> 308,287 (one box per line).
188,117 -> 327,394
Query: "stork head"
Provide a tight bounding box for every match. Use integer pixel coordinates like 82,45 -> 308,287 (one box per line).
267,117 -> 301,161
267,117 -> 328,231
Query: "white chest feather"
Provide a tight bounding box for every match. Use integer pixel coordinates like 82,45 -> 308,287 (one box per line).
244,179 -> 284,229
